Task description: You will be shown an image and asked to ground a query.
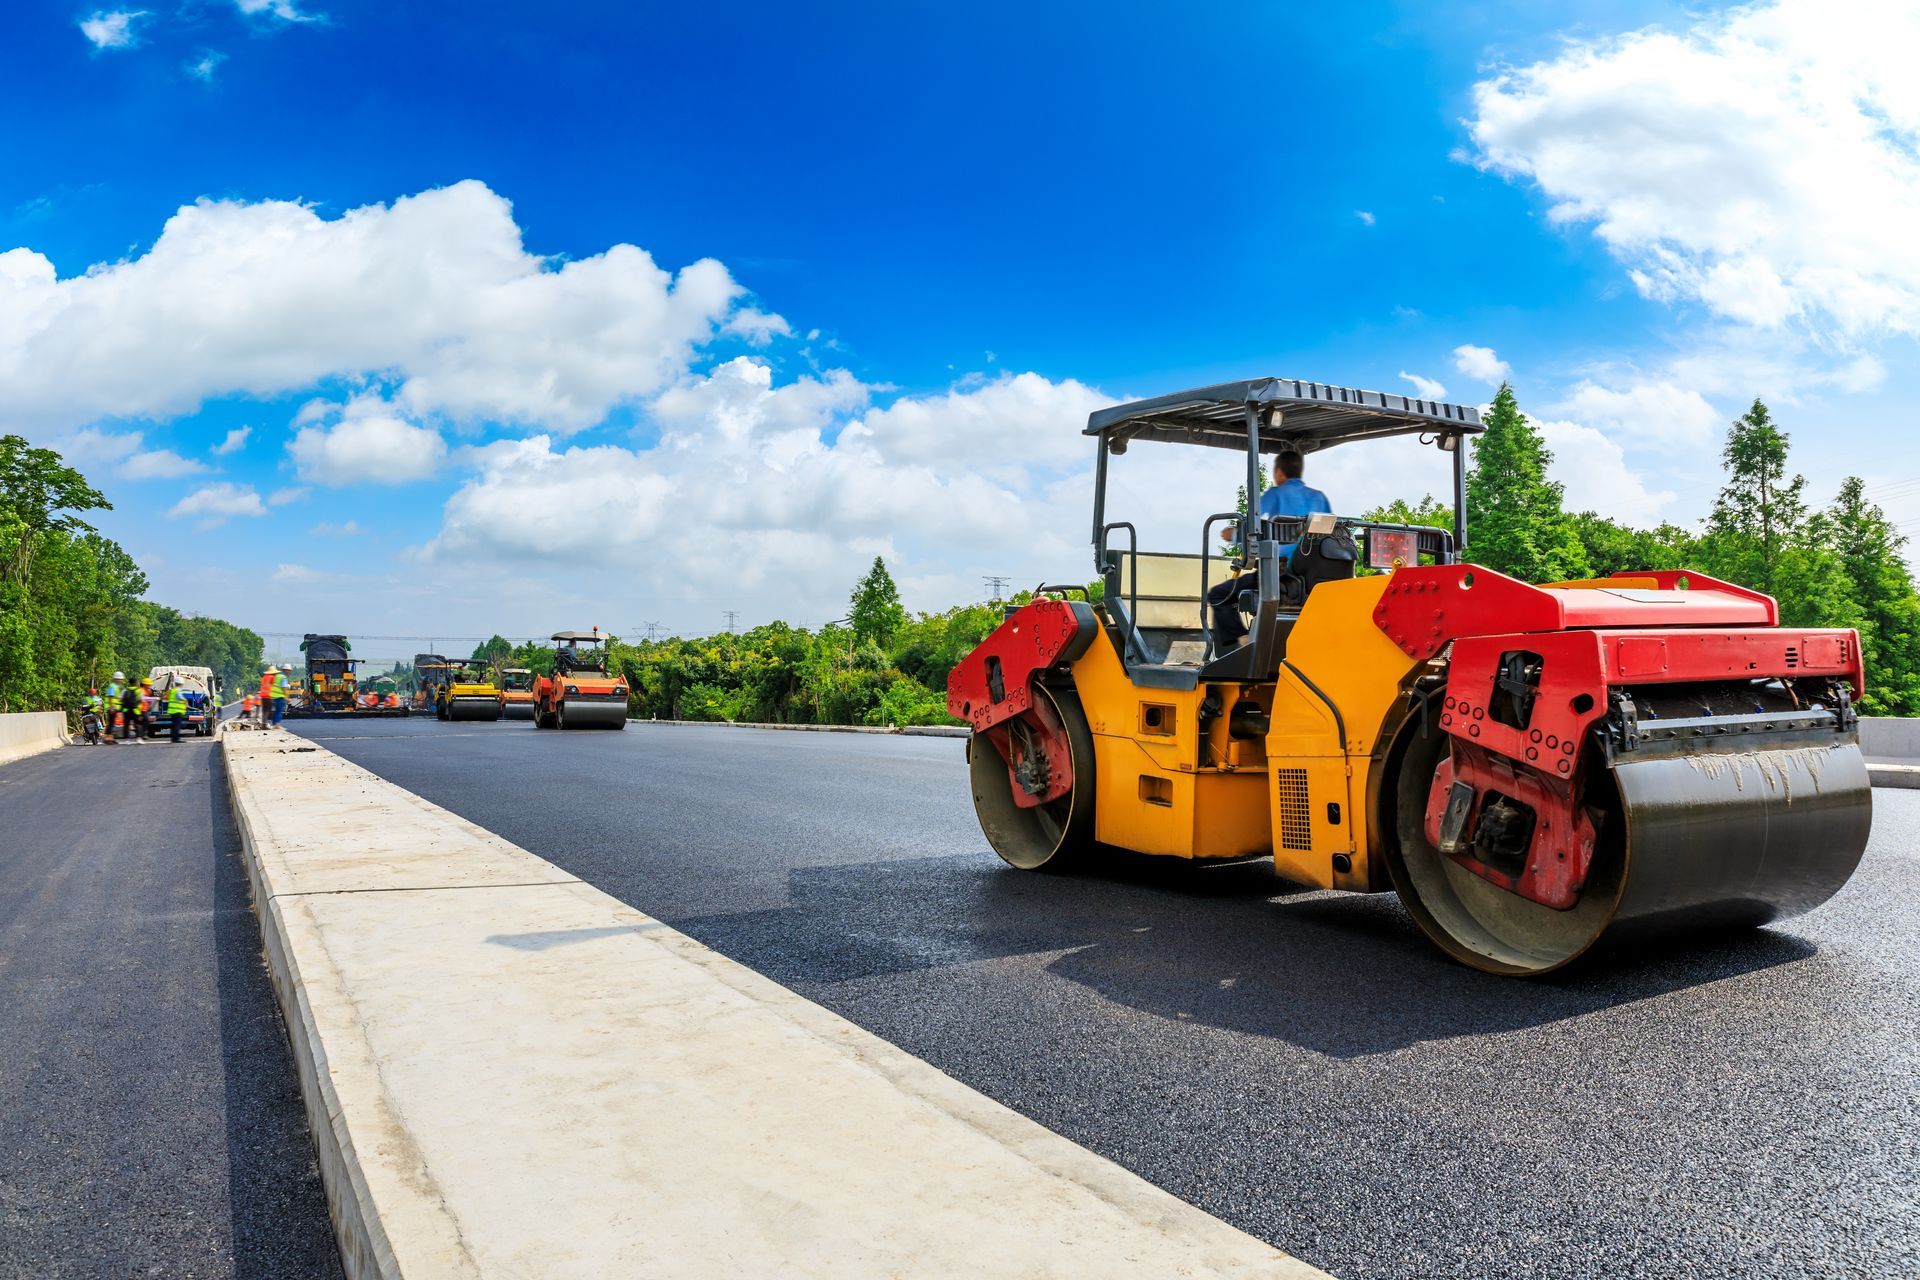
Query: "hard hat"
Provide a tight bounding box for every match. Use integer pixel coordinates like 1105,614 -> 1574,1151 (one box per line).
112,671 -> 125,680
140,677 -> 152,686
266,665 -> 280,675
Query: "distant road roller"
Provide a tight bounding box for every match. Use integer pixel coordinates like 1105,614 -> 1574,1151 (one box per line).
437,662 -> 503,722
947,378 -> 1871,975
532,629 -> 628,729
499,668 -> 537,719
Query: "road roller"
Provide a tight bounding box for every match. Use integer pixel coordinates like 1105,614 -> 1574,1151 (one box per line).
437,662 -> 504,722
532,629 -> 629,729
947,378 -> 1872,975
499,667 -> 538,719
289,634 -> 410,717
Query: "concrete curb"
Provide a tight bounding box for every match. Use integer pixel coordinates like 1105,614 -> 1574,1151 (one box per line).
640,718 -> 969,738
222,733 -> 1325,1279
0,711 -> 70,768
1868,762 -> 1920,790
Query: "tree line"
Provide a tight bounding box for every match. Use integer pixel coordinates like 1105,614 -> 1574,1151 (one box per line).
0,435 -> 264,713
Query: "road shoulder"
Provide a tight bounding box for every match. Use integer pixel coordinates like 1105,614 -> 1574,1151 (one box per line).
224,731 -> 1327,1279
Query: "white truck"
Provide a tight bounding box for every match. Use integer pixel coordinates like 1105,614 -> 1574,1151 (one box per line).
149,666 -> 223,736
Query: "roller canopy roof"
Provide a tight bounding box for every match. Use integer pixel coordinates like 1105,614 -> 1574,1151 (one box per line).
551,630 -> 607,642
1085,377 -> 1482,451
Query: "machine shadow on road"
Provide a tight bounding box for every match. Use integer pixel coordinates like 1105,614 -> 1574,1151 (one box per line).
677,845 -> 1818,1058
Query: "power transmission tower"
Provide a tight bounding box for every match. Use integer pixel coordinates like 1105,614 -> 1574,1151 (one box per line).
644,622 -> 667,642
723,610 -> 739,632
984,575 -> 1010,601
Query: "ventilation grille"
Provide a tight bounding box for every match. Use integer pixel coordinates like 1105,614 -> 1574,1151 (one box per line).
1785,645 -> 1799,669
1276,768 -> 1312,852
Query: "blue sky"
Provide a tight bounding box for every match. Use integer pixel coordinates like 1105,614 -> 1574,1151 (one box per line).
5,0 -> 1919,662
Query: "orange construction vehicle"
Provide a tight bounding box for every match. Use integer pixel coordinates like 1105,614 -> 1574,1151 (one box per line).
531,629 -> 628,729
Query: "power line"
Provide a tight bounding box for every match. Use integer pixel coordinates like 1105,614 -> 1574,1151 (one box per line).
723,610 -> 739,632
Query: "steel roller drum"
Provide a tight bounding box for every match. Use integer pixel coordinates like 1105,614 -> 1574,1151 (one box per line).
1391,729 -> 1873,976
1605,739 -> 1872,931
558,700 -> 627,729
447,697 -> 503,722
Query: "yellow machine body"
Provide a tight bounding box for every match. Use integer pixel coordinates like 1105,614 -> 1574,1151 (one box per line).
1064,574 -> 1413,891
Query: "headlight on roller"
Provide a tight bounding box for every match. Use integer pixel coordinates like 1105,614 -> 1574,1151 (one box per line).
613,687 -> 626,697
566,684 -> 578,695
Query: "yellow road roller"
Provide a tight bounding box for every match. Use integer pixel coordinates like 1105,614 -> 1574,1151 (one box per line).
437,662 -> 504,722
947,378 -> 1872,974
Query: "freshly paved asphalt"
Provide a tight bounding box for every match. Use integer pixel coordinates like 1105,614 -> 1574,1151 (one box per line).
0,736 -> 342,1280
298,716 -> 1918,1280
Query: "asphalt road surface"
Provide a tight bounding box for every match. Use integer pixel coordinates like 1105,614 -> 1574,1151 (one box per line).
0,737 -> 342,1280
293,716 -> 1920,1280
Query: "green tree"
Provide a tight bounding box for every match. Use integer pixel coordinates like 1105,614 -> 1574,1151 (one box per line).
1568,513 -> 1697,578
1363,494 -> 1454,531
1700,400 -> 1805,595
849,555 -> 905,647
1825,477 -> 1920,714
1697,400 -> 1857,629
1463,384 -> 1589,583
470,633 -> 515,675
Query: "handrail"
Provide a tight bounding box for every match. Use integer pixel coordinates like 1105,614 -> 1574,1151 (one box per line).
1098,521 -> 1139,660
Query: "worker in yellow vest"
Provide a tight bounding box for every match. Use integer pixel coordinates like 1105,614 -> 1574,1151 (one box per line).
163,682 -> 189,743
268,666 -> 290,727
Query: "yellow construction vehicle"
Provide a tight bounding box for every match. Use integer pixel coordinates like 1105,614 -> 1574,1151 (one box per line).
948,378 -> 1872,975
436,661 -> 504,722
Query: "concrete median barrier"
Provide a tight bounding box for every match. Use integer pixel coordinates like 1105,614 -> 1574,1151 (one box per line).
0,711 -> 70,767
223,732 -> 1326,1279
1860,716 -> 1920,789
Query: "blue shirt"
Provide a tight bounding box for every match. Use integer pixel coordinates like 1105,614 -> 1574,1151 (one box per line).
1258,478 -> 1332,558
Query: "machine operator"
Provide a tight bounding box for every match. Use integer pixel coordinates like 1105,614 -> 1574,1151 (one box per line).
1206,448 -> 1331,651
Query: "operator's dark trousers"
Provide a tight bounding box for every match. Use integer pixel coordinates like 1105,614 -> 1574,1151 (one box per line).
169,712 -> 184,743
1207,573 -> 1252,650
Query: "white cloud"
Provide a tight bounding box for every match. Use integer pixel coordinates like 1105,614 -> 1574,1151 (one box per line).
186,51 -> 227,82
168,482 -> 268,528
49,427 -> 142,466
289,393 -> 446,485
1398,371 -> 1447,400
1467,0 -> 1920,339
267,486 -> 309,506
79,10 -> 145,49
119,449 -> 208,480
1548,379 -> 1723,450
212,425 -> 250,455
310,520 -> 362,537
234,0 -> 315,21
1452,344 -> 1511,383
271,563 -> 339,586
1355,210 -> 1377,227
424,368 -> 1112,621
0,180 -> 774,434
1534,420 -> 1677,525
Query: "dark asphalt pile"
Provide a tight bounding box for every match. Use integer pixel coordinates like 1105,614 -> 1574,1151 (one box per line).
295,717 -> 1920,1280
0,738 -> 342,1280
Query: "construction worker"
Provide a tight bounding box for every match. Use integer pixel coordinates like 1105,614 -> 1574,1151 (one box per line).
102,671 -> 125,744
267,666 -> 290,726
163,680 -> 189,743
119,679 -> 145,742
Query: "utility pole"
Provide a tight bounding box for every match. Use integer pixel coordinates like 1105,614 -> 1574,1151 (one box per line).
723,611 -> 739,633
984,575 -> 1010,601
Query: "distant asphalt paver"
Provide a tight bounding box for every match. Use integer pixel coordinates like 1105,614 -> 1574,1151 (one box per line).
0,736 -> 343,1280
290,716 -> 1920,1280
